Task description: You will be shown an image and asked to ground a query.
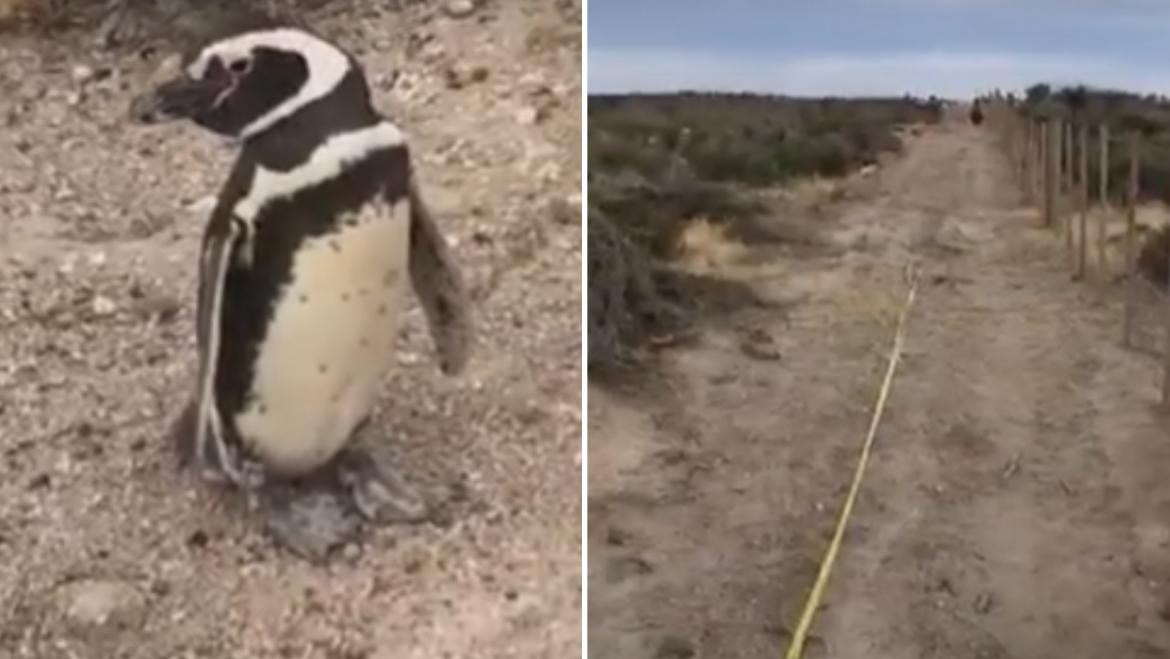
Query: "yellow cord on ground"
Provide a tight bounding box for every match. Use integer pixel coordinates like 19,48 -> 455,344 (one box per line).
784,261 -> 921,659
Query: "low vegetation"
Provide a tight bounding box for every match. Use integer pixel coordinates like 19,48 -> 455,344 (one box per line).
588,92 -> 944,374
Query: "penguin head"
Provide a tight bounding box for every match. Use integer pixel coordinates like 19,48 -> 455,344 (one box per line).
131,28 -> 369,140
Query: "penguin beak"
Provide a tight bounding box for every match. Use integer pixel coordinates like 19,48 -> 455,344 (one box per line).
130,74 -> 232,124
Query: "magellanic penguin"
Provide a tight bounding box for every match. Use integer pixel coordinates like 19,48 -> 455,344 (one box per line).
130,26 -> 472,555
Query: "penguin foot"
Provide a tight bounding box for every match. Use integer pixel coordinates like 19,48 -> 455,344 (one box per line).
336,447 -> 429,525
260,484 -> 361,564
254,446 -> 428,563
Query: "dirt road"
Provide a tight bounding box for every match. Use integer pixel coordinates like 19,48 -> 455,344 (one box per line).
0,3 -> 580,657
589,117 -> 1170,658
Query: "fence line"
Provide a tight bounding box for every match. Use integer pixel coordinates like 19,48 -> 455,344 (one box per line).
985,100 -> 1170,405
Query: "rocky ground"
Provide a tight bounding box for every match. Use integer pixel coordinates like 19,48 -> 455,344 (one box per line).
0,1 -> 581,657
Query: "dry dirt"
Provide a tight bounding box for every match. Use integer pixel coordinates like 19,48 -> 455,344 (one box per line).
0,2 -> 581,657
588,111 -> 1170,658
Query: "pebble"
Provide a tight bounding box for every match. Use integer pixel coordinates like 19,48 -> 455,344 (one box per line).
92,295 -> 116,316
445,0 -> 476,18
547,196 -> 578,225
61,579 -> 147,630
72,64 -> 95,85
59,253 -> 78,275
517,107 -> 539,125
445,64 -> 489,89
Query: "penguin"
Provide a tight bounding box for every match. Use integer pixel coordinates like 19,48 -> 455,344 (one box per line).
130,26 -> 472,559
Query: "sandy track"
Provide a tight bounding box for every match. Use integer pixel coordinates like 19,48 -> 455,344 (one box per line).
589,117 -> 1170,658
0,3 -> 581,657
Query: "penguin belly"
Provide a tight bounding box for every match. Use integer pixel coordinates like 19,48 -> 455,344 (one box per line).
234,199 -> 410,476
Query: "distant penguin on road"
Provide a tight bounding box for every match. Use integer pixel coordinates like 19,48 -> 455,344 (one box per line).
130,25 -> 472,559
970,99 -> 984,126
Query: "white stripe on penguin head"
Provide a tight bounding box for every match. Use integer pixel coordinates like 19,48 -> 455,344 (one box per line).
187,28 -> 352,139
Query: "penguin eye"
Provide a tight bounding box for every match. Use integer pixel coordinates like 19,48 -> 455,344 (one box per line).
228,58 -> 251,75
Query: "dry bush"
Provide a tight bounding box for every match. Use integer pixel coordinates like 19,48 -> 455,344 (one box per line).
589,93 -> 937,188
587,208 -> 686,374
673,216 -> 747,270
1138,225 -> 1170,289
586,92 -> 933,376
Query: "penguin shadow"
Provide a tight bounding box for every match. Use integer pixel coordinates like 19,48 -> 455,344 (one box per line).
170,403 -> 472,564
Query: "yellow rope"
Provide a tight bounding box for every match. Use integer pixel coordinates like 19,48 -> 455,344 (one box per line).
784,261 -> 921,659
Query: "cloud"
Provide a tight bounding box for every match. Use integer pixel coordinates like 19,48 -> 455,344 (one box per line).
588,48 -> 1170,98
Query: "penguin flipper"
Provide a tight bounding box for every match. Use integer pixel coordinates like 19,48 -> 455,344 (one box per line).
405,179 -> 472,375
192,218 -> 258,486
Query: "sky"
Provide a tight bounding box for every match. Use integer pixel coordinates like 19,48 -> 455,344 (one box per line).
588,1 -> 1170,98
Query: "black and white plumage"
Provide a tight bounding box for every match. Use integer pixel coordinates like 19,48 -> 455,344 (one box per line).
131,26 -> 471,555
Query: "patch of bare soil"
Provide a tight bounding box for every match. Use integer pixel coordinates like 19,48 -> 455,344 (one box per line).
0,2 -> 581,657
588,112 -> 1170,658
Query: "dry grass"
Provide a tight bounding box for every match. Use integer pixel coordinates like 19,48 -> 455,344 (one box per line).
1138,223 -> 1170,289
673,216 -> 748,272
1062,204 -> 1170,280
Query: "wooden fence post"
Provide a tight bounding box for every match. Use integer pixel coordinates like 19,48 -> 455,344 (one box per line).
1163,230 -> 1170,406
1123,131 -> 1139,348
1024,117 -> 1034,201
1025,119 -> 1032,200
1039,118 -> 1047,204
1060,120 -> 1074,257
1078,122 -> 1089,279
1099,123 -> 1110,207
1098,123 -> 1109,276
1024,115 -> 1034,195
1044,119 -> 1058,228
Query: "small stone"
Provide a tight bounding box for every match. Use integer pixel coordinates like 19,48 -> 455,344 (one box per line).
606,556 -> 653,583
973,592 -> 995,614
605,527 -> 630,546
444,0 -> 475,17
91,295 -> 116,316
516,106 -> 538,125
149,580 -> 171,598
72,64 -> 95,84
656,635 -> 695,659
61,580 -> 147,630
740,339 -> 781,361
444,64 -> 489,89
186,529 -> 209,548
547,196 -> 578,225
